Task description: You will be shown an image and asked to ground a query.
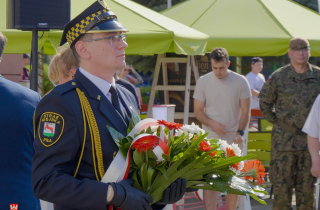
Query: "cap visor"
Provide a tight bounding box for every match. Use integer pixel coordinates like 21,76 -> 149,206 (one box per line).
87,20 -> 128,33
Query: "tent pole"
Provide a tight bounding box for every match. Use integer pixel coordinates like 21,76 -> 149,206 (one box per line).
162,62 -> 169,104
147,54 -> 164,118
183,56 -> 192,124
30,29 -> 38,91
236,56 -> 242,74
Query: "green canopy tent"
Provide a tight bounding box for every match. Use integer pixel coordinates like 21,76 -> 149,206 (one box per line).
1,0 -> 208,123
162,0 -> 320,56
1,0 -> 208,55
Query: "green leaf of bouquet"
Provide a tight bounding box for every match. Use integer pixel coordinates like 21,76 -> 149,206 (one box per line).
140,163 -> 148,192
157,166 -> 168,180
146,148 -> 157,160
147,166 -> 155,191
133,150 -> 144,169
146,126 -> 152,134
151,150 -> 213,203
157,126 -> 160,136
211,154 -> 256,170
162,154 -> 171,162
127,120 -> 135,135
106,125 -> 126,154
130,108 -> 140,125
132,170 -> 143,191
186,180 -> 206,188
249,193 -> 267,205
164,127 -> 169,135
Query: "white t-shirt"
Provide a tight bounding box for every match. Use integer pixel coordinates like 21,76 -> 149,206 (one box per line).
193,70 -> 251,132
245,72 -> 265,109
302,94 -> 320,140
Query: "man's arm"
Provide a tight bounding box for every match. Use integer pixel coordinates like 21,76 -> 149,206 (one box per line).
233,97 -> 251,144
308,135 -> 320,178
251,89 -> 259,97
194,99 -> 227,135
258,79 -> 277,123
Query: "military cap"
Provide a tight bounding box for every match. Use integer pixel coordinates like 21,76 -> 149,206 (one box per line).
289,37 -> 310,50
60,0 -> 128,47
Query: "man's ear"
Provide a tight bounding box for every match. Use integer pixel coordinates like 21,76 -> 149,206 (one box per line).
75,41 -> 90,60
288,50 -> 292,59
227,61 -> 231,68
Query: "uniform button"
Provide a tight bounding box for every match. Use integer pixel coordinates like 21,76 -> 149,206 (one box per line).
97,95 -> 101,100
72,82 -> 76,85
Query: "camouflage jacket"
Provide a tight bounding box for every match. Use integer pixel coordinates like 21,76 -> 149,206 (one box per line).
259,63 -> 320,151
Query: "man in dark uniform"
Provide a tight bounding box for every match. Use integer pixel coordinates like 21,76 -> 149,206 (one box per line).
259,37 -> 320,210
32,1 -> 185,210
0,32 -> 41,209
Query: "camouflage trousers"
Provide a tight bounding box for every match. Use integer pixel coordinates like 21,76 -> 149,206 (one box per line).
270,150 -> 316,210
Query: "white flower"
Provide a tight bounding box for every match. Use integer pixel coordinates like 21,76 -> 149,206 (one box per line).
175,122 -> 205,136
217,139 -> 228,152
230,143 -> 242,156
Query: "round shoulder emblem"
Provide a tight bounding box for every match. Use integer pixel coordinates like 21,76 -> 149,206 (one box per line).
38,112 -> 65,147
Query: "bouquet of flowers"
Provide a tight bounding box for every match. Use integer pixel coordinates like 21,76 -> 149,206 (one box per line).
106,112 -> 267,205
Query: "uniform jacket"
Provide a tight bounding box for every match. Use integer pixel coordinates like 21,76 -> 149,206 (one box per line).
32,70 -> 139,210
259,63 -> 320,151
0,75 -> 41,210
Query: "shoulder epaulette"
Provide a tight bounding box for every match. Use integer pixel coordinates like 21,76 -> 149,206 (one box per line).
51,81 -> 79,96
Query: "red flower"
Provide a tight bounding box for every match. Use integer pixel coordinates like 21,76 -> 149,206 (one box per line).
199,140 -> 212,152
226,147 -> 241,170
132,135 -> 160,153
241,159 -> 266,185
209,151 -> 217,158
198,140 -> 216,159
157,120 -> 183,131
226,147 -> 236,157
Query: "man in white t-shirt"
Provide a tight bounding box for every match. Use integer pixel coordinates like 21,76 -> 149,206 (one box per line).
193,47 -> 251,210
303,95 -> 320,178
245,57 -> 265,109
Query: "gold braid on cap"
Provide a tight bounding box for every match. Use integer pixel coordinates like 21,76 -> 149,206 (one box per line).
66,8 -> 116,46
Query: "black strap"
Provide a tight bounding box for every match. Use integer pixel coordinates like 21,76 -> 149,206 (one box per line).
109,86 -> 127,123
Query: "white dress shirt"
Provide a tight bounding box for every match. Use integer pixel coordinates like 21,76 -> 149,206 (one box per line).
79,67 -> 128,117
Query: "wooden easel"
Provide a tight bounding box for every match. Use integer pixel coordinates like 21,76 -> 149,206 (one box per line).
147,54 -> 199,124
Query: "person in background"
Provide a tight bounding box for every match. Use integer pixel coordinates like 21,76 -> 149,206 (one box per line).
259,37 -> 320,210
22,53 -> 30,80
0,32 -> 41,209
193,47 -> 251,210
303,94 -> 320,178
118,64 -> 144,85
245,57 -> 265,109
48,45 -> 78,86
32,1 -> 185,209
114,73 -> 141,110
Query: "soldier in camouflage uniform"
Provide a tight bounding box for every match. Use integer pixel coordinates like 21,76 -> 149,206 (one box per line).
259,37 -> 320,210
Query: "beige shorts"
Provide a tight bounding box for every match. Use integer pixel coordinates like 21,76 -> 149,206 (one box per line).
207,131 -> 243,150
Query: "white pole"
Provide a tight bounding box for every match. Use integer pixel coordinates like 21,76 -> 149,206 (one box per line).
318,0 -> 320,13
167,0 -> 172,8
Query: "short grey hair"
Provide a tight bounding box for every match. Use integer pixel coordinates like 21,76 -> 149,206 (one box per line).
0,32 -> 8,62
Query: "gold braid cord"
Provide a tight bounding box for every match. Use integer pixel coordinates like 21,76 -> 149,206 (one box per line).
75,88 -> 105,180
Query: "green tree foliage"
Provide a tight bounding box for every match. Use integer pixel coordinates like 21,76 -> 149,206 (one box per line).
125,55 -> 157,75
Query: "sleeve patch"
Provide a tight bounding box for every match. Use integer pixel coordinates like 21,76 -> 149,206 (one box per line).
38,112 -> 65,147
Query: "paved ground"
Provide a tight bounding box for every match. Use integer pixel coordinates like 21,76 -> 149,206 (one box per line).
174,185 -> 298,210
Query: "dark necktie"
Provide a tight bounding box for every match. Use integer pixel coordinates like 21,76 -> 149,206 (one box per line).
109,85 -> 126,121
